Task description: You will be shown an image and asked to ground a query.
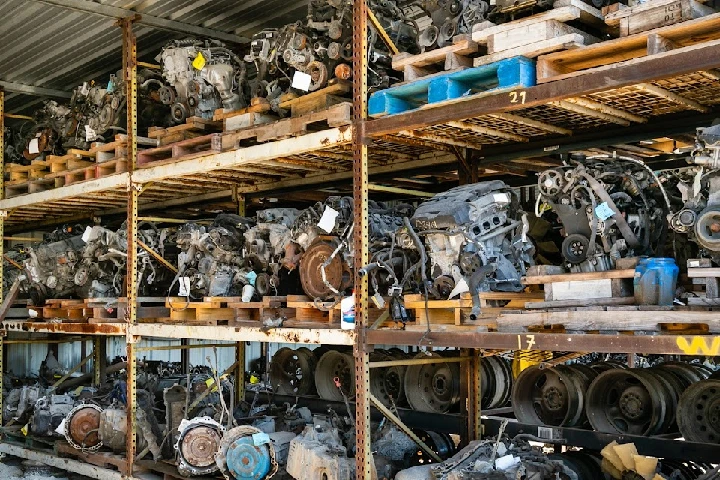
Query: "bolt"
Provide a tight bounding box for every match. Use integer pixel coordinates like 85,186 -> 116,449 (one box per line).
711,222 -> 720,233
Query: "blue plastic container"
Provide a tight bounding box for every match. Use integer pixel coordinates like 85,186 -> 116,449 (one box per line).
633,257 -> 679,306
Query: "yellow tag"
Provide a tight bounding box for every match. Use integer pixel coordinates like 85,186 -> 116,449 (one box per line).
192,52 -> 206,70
74,385 -> 84,396
250,374 -> 259,384
21,424 -> 28,436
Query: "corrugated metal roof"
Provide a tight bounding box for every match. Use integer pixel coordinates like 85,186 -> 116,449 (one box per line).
0,0 -> 307,115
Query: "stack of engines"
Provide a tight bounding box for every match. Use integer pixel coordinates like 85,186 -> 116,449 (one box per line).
173,209 -> 299,299
22,222 -> 174,303
156,39 -> 248,123
17,70 -> 168,164
245,0 -> 418,109
537,156 -> 668,273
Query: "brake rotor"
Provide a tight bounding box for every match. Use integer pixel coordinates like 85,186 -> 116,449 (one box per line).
315,350 -> 355,401
176,417 -> 224,476
64,404 -> 102,451
216,425 -> 278,480
269,347 -> 317,395
370,350 -> 407,407
586,369 -> 674,435
299,240 -> 351,300
404,353 -> 461,413
677,379 -> 720,443
512,365 -> 594,427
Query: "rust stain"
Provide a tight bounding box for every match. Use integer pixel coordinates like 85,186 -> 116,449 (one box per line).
338,125 -> 350,133
320,137 -> 331,146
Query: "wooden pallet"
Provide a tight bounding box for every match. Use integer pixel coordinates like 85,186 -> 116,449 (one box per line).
4,178 -> 55,198
494,307 -> 720,334
213,97 -> 272,121
137,132 -> 221,167
5,162 -> 49,183
227,296 -> 292,324
522,262 -> 637,309
471,0 -> 604,67
685,259 -> 720,306
403,291 -> 545,329
38,299 -> 90,322
148,116 -> 222,147
55,441 -> 129,474
536,12 -> 720,83
605,0 -> 715,37
165,298 -> 235,324
368,57 -> 535,117
392,35 -> 480,82
279,79 -> 352,117
85,297 -> 170,323
216,101 -> 352,150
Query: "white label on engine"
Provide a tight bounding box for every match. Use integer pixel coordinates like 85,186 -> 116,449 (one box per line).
28,308 -> 38,318
178,277 -> 191,296
55,418 -> 67,436
85,124 -> 96,142
292,71 -> 312,92
81,226 -> 93,243
317,206 -> 339,233
493,192 -> 510,204
28,138 -> 40,155
252,432 -> 270,446
595,202 -> 615,221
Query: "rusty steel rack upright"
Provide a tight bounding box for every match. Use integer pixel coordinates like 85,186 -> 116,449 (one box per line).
2,2 -> 720,479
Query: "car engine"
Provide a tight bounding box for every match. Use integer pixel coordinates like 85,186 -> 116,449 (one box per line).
245,0 -> 417,110
537,156 -> 669,272
157,39 -> 248,123
173,214 -> 254,298
290,197 -> 410,302
418,0 -> 490,50
668,123 -> 720,257
403,181 -> 534,318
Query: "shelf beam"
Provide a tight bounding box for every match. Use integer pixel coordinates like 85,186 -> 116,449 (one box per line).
32,0 -> 249,43
130,324 -> 355,344
0,80 -> 72,99
365,39 -> 720,137
366,330 -> 720,356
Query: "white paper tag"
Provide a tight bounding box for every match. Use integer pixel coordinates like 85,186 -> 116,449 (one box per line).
493,192 -> 510,204
28,308 -> 38,318
55,418 -> 67,436
178,277 -> 191,296
252,432 -> 271,446
80,82 -> 89,96
292,71 -> 312,92
317,206 -> 339,233
81,226 -> 93,243
28,138 -> 40,155
595,202 -> 615,221
85,124 -> 96,142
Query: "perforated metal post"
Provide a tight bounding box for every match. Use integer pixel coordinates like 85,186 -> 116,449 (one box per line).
353,0 -> 372,477
120,16 -> 138,475
469,350 -> 482,440
236,342 -> 245,403
0,88 -> 5,426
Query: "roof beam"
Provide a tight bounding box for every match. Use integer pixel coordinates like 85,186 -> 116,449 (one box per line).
34,0 -> 249,43
0,80 -> 72,99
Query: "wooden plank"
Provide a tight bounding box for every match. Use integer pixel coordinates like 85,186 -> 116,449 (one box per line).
475,33 -> 594,66
392,35 -> 479,70
536,12 -> 720,82
526,296 -> 635,309
487,21 -> 595,54
549,279 -> 613,300
688,268 -> 720,278
523,269 -> 636,284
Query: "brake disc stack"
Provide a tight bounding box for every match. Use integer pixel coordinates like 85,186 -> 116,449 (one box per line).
512,364 -> 597,427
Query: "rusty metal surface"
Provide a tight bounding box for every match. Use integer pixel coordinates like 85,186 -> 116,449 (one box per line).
366,329 -> 720,356
3,321 -> 127,335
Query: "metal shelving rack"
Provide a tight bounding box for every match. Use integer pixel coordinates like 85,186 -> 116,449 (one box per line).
0,3 -> 720,479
